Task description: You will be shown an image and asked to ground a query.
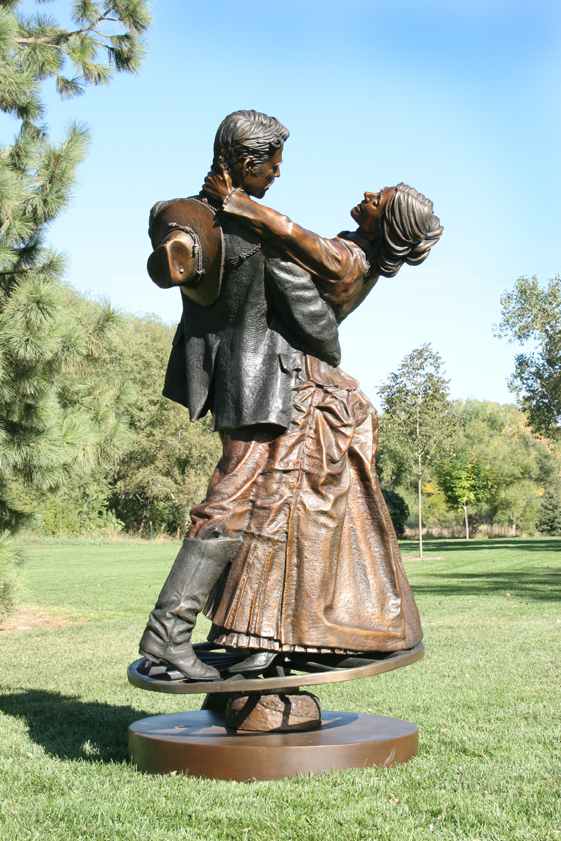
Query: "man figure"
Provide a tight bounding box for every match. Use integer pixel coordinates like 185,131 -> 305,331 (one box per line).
139,110 -> 341,681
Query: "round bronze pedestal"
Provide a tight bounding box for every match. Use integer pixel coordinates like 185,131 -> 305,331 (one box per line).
128,710 -> 418,781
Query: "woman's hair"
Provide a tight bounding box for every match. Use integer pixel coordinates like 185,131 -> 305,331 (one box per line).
213,109 -> 289,171
374,183 -> 443,277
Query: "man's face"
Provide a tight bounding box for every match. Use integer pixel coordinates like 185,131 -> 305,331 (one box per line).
237,147 -> 283,198
350,187 -> 396,238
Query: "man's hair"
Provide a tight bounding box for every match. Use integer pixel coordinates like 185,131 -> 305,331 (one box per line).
213,109 -> 289,170
374,183 -> 443,277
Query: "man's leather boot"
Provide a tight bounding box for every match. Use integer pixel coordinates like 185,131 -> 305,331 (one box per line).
139,536 -> 241,680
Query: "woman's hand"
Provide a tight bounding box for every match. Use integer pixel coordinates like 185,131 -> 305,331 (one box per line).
202,164 -> 234,204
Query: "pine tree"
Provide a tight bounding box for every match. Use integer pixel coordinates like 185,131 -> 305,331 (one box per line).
0,1 -> 151,532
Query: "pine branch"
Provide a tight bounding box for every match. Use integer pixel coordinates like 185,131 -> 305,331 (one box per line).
0,7 -> 18,53
55,75 -> 85,97
26,123 -> 90,225
15,11 -> 116,47
0,58 -> 43,120
6,3 -> 150,108
72,1 -> 103,26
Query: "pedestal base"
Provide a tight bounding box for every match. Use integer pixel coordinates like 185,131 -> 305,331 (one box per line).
226,691 -> 322,732
128,710 -> 418,780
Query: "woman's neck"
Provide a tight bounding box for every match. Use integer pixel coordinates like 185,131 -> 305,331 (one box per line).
341,228 -> 380,261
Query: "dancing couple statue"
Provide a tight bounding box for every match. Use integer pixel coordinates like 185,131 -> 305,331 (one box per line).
139,109 -> 443,683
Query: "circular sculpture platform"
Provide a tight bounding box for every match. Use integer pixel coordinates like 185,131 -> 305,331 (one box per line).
127,643 -> 424,779
127,642 -> 424,695
128,710 -> 419,781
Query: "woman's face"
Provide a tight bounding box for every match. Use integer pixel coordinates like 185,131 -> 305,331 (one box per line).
350,187 -> 396,238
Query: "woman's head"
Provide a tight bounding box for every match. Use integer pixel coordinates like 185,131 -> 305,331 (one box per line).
352,183 -> 443,276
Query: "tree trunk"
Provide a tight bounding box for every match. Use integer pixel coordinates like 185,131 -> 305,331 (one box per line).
463,503 -> 470,540
418,474 -> 423,560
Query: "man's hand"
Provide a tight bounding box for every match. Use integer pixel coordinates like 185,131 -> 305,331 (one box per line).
202,164 -> 235,204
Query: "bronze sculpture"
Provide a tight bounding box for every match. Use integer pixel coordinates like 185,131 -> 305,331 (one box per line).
138,109 -> 443,686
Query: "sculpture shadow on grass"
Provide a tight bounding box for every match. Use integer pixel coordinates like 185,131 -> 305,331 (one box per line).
402,539 -> 561,602
0,689 -> 149,764
405,538 -> 561,555
414,568 -> 561,602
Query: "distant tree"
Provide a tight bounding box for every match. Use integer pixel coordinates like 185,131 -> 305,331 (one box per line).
536,486 -> 561,536
25,301 -> 221,538
437,454 -> 490,539
0,1 -> 151,531
110,412 -> 220,536
105,317 -> 221,536
378,344 -> 457,558
451,400 -> 557,537
379,395 -> 561,537
28,289 -> 143,535
494,480 -> 541,537
497,275 -> 561,436
418,483 -> 459,533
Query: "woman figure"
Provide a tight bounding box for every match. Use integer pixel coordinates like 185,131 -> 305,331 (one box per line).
188,176 -> 444,671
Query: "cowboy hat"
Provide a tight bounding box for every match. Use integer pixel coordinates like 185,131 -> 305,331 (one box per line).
147,197 -> 225,307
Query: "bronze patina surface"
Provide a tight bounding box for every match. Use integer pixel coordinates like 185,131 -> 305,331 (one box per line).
127,643 -> 424,776
147,197 -> 224,305
127,642 -> 425,695
192,355 -> 421,655
225,691 -> 321,733
138,110 -> 442,681
128,710 -> 419,780
129,108 -> 442,779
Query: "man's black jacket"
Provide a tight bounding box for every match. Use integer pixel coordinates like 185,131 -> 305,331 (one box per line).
162,214 -> 341,432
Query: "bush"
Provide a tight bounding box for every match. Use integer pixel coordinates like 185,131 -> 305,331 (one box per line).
382,488 -> 410,538
109,413 -> 221,537
0,532 -> 23,620
34,479 -> 123,537
536,487 -> 561,535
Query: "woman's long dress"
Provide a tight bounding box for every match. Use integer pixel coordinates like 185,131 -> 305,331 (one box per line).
189,354 -> 422,654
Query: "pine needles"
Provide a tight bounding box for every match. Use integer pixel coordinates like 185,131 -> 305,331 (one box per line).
0,0 -> 151,576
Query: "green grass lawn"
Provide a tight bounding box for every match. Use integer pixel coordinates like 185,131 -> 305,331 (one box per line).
1,537 -> 560,841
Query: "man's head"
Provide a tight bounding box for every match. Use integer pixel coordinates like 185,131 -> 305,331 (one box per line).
212,109 -> 289,198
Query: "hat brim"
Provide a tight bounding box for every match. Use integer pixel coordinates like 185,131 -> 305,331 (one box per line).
147,197 -> 224,307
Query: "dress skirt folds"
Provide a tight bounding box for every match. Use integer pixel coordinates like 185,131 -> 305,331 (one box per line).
189,355 -> 422,654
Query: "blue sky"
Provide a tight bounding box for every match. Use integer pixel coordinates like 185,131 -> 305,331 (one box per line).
4,1 -> 561,405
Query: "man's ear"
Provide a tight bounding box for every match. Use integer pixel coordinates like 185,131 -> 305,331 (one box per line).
241,155 -> 256,175
214,154 -> 228,176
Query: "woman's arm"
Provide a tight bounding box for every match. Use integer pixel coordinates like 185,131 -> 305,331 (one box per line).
202,169 -> 368,291
266,258 -> 341,365
221,189 -> 368,292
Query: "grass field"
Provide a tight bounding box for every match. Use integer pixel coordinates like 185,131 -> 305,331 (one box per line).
1,537 -> 560,841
